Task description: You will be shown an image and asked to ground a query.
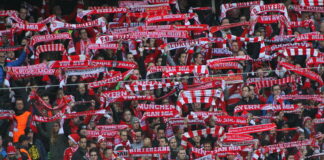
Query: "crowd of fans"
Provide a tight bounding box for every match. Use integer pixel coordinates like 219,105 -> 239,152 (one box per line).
0,0 -> 324,159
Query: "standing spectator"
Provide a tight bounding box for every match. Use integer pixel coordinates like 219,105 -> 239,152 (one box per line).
12,98 -> 32,143
71,136 -> 88,160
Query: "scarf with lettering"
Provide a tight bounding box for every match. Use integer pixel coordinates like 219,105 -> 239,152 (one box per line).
294,32 -> 324,42
214,116 -> 248,125
163,65 -> 209,77
88,69 -> 133,88
287,19 -> 315,35
87,43 -> 119,54
125,81 -> 180,91
192,146 -> 252,157
265,35 -> 295,43
250,15 -> 287,35
129,147 -> 170,155
261,139 -> 315,153
307,57 -> 324,66
208,62 -> 242,70
279,62 -> 324,85
264,42 -> 312,52
128,3 -> 171,12
30,32 -> 72,46
6,65 -> 57,80
142,110 -> 178,119
201,75 -> 243,84
250,3 -> 289,19
299,0 -> 324,6
146,0 -> 177,4
222,133 -> 254,142
96,124 -> 129,130
279,48 -> 323,57
65,67 -> 106,76
33,109 -> 106,122
35,44 -> 67,63
220,1 -> 264,19
12,23 -> 47,32
145,13 -> 198,24
210,48 -> 233,56
50,17 -> 106,32
228,123 -> 277,134
86,130 -> 119,138
207,56 -> 252,64
188,111 -> 225,119
180,127 -> 224,148
289,5 -> 324,13
183,80 -> 225,91
76,8 -> 128,22
136,104 -> 176,111
246,77 -> 278,84
276,95 -> 324,103
161,38 -> 209,50
234,104 -> 299,113
49,60 -> 137,69
0,46 -> 23,52
167,117 -> 205,126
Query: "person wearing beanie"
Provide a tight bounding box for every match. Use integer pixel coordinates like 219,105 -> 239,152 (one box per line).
63,134 -> 80,160
97,135 -> 106,159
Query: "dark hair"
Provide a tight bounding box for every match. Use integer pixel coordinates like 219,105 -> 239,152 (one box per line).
271,84 -> 280,91
241,85 -> 250,92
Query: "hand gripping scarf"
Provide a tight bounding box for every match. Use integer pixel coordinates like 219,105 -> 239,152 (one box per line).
50,17 -> 107,33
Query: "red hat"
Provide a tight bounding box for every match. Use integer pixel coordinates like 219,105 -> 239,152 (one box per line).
303,116 -> 312,126
97,135 -> 105,143
6,142 -> 16,155
68,134 -> 80,144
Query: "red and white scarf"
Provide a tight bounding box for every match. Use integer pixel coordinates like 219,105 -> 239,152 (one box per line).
167,117 -> 205,126
250,3 -> 289,19
161,38 -> 209,50
207,56 -> 252,64
208,62 -> 242,70
222,133 -> 254,142
127,3 -> 171,12
234,104 -> 299,113
287,19 -> 315,35
6,65 -> 57,80
30,32 -> 72,46
49,60 -> 137,69
0,110 -> 15,119
254,76 -> 301,90
12,23 -> 47,32
136,104 -> 176,111
276,95 -> 324,103
307,57 -> 324,66
129,147 -> 170,155
294,32 -> 324,42
188,111 -> 225,119
299,0 -> 324,6
88,69 -> 133,88
261,139 -> 315,153
210,21 -> 251,33
65,67 -> 106,76
142,110 -> 178,119
96,124 -> 129,130
226,34 -> 263,43
279,62 -> 324,85
220,1 -> 263,19
264,42 -> 312,52
228,123 -> 277,134
180,89 -> 223,99
86,130 -> 119,138
86,43 -> 118,54
0,46 -> 23,52
50,17 -> 106,32
177,96 -> 216,108
201,75 -> 243,84
145,13 -> 197,24
145,0 -> 176,4
192,146 -> 251,156
279,48 -> 322,57
163,65 -> 209,77
33,109 -> 106,122
289,4 -> 324,13
76,8 -> 128,22
214,116 -> 248,125
125,81 -> 180,91
181,127 -> 224,147
35,44 -> 67,63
